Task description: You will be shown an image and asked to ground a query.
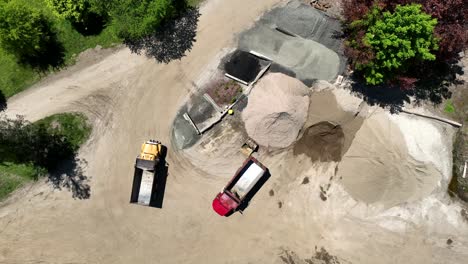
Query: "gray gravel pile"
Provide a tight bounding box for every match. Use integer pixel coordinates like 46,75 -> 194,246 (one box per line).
238,0 -> 345,84
261,1 -> 344,54
239,25 -> 340,83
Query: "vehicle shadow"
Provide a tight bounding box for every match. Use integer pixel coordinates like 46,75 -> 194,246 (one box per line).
235,169 -> 271,215
150,145 -> 168,208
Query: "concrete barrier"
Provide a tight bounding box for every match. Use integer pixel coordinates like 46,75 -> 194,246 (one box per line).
463,161 -> 467,179
183,113 -> 201,135
401,110 -> 462,128
275,26 -> 299,38
225,73 -> 249,86
248,50 -> 273,61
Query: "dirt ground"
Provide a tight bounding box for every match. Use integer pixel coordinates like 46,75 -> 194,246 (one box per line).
1,0 -> 468,264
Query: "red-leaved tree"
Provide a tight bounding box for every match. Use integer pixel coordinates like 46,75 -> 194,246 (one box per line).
342,0 -> 467,89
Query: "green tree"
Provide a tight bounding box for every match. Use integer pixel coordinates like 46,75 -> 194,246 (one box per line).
0,2 -> 55,61
110,0 -> 180,40
45,0 -> 88,22
350,4 -> 439,85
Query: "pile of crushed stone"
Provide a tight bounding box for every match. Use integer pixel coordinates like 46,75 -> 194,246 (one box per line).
242,73 -> 310,148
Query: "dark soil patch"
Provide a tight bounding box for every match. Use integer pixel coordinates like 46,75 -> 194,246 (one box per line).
462,209 -> 468,222
224,50 -> 261,83
448,130 -> 468,202
294,121 -> 345,162
279,247 -> 341,264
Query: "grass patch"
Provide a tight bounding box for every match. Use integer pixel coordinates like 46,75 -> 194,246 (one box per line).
0,162 -> 46,201
0,49 -> 41,98
444,99 -> 456,114
0,112 -> 91,201
187,0 -> 205,7
0,0 -> 120,98
34,112 -> 92,151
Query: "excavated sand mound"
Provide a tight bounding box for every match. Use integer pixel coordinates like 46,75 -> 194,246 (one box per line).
242,73 -> 310,148
337,112 -> 442,208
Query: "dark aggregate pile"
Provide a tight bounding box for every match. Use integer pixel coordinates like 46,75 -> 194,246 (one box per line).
294,121 -> 345,162
224,50 -> 262,83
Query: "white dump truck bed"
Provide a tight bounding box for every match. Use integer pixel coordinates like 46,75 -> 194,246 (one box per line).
231,162 -> 265,199
137,170 -> 155,205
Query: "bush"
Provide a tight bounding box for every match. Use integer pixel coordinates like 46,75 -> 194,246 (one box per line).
346,4 -> 438,85
45,0 -> 89,22
46,0 -> 108,35
343,0 -> 467,88
0,1 -> 61,66
0,113 -> 91,170
110,0 -> 183,40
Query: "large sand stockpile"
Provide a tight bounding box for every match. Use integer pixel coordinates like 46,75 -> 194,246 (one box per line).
337,112 -> 442,208
242,73 -> 309,148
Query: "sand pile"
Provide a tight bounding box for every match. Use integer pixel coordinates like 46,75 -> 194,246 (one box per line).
293,88 -> 364,162
242,73 -> 309,148
337,112 -> 442,208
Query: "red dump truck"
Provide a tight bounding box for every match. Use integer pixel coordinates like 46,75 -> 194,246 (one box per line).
212,157 -> 268,216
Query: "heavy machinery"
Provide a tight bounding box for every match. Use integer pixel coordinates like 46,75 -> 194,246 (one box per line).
240,137 -> 258,156
212,157 -> 268,216
130,140 -> 163,207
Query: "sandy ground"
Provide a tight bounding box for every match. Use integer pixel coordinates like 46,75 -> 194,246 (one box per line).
1,0 -> 468,264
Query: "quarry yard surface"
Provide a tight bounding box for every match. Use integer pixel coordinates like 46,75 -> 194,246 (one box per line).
1,0 -> 468,264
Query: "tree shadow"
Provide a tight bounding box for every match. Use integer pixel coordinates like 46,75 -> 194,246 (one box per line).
411,61 -> 462,104
348,60 -> 464,113
124,7 -> 200,63
0,90 -> 6,112
71,12 -> 108,36
48,157 -> 91,199
348,74 -> 410,114
18,31 -> 65,72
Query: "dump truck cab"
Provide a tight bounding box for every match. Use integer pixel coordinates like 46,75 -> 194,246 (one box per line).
135,140 -> 162,171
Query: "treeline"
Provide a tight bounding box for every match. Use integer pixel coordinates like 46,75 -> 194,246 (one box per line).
342,0 -> 467,88
0,0 -> 191,70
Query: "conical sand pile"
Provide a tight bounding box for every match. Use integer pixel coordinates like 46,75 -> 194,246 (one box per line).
242,73 -> 310,148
